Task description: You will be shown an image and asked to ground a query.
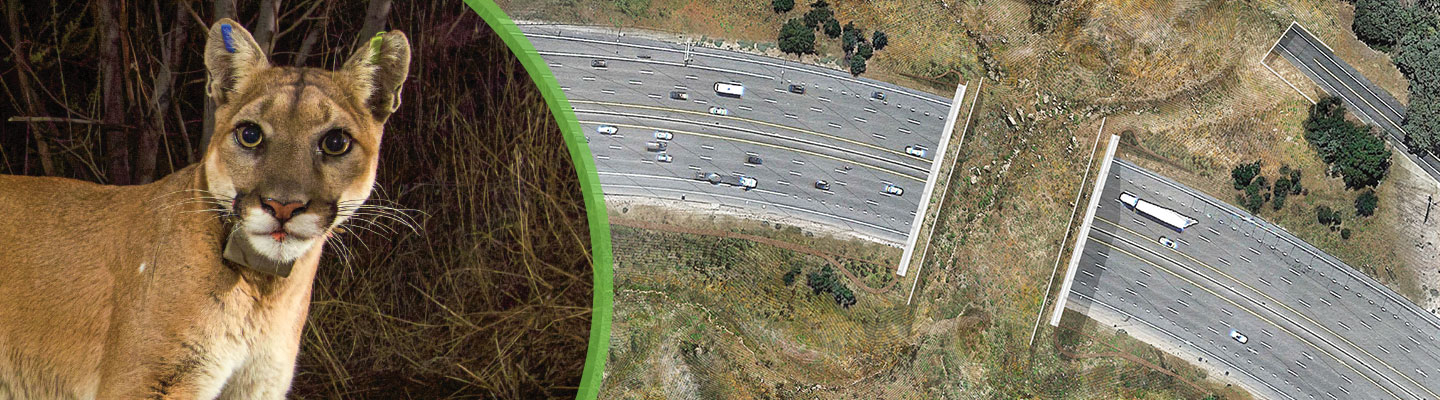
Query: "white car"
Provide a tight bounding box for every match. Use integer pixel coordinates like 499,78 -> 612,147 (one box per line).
1229,329 -> 1248,344
883,184 -> 904,196
708,106 -> 730,116
656,153 -> 673,163
597,125 -> 618,135
654,130 -> 674,140
905,145 -> 928,158
738,176 -> 758,189
1158,236 -> 1177,249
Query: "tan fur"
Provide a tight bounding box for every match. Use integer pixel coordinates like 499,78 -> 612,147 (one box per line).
0,19 -> 408,399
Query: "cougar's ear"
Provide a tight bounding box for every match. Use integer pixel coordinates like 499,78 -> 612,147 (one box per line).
204,18 -> 270,106
343,30 -> 411,122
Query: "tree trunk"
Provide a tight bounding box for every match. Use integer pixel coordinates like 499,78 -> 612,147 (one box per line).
357,0 -> 391,44
202,0 -> 238,154
293,1 -> 331,67
137,0 -> 190,183
95,0 -> 130,185
253,0 -> 281,53
6,0 -> 57,176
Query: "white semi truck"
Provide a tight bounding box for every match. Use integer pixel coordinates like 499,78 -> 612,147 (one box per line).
1118,192 -> 1197,232
714,82 -> 745,98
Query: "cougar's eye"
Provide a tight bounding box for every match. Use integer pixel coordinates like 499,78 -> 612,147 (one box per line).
320,129 -> 352,156
234,123 -> 263,148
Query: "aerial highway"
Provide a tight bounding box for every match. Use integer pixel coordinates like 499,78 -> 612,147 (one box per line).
1272,22 -> 1440,182
519,24 -> 955,244
1064,159 -> 1440,400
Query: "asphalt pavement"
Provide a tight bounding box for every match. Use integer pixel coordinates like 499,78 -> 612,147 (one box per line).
520,24 -> 954,244
1273,22 -> 1440,182
1064,159 -> 1440,400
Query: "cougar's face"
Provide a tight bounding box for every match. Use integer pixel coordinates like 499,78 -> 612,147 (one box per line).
200,19 -> 407,265
205,69 -> 381,264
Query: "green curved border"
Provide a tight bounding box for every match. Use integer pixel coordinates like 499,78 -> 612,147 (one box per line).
461,1 -> 613,398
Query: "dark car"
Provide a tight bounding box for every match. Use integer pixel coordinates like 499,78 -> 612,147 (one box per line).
815,180 -> 830,190
746,155 -> 763,165
591,59 -> 607,68
670,91 -> 688,100
788,84 -> 806,94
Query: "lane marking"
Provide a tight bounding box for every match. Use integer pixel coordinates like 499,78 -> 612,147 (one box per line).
1084,237 -> 1401,399
1094,214 -> 1434,394
580,120 -> 924,183
571,100 -> 918,159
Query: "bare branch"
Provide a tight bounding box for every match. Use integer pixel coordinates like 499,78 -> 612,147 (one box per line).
5,0 -> 56,175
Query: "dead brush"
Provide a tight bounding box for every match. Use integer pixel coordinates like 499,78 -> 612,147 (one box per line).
287,3 -> 592,399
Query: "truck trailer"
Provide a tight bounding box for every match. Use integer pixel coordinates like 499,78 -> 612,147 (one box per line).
714,82 -> 745,98
1118,192 -> 1197,232
695,172 -> 757,189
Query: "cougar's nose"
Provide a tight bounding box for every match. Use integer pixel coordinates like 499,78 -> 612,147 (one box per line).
260,198 -> 308,223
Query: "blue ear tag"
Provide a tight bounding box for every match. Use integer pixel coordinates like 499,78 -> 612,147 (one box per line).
221,24 -> 236,53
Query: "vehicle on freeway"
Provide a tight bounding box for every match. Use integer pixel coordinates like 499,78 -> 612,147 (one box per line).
904,145 -> 928,158
815,180 -> 830,190
654,130 -> 674,140
1229,329 -> 1248,344
597,125 -> 618,135
591,59 -> 607,68
697,172 -> 723,184
871,91 -> 886,101
1118,192 -> 1198,232
1158,236 -> 1177,249
737,176 -> 758,190
746,155 -> 763,165
788,84 -> 806,94
656,153 -> 673,163
645,141 -> 667,152
670,91 -> 688,100
883,184 -> 904,196
709,106 -> 730,116
714,81 -> 745,98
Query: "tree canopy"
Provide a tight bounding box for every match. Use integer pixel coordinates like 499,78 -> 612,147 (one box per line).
778,18 -> 816,55
772,0 -> 795,13
849,53 -> 867,76
1303,97 -> 1391,189
803,0 -> 833,29
824,18 -> 841,38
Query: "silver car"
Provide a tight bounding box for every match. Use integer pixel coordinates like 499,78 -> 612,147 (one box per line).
883,184 -> 904,196
656,153 -> 673,163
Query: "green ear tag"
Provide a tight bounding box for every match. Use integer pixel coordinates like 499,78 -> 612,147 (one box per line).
369,32 -> 386,63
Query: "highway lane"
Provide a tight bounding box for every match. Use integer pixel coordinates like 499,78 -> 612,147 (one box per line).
582,118 -> 917,240
1064,159 -> 1440,399
1273,22 -> 1440,182
524,24 -> 952,244
547,54 -> 947,155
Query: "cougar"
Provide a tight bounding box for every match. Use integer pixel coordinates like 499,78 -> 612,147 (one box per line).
0,19 -> 409,399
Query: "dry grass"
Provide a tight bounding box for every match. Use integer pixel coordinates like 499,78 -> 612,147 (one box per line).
288,3 -> 591,399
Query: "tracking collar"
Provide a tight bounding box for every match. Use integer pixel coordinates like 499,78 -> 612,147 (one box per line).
223,229 -> 295,277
